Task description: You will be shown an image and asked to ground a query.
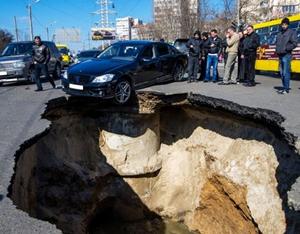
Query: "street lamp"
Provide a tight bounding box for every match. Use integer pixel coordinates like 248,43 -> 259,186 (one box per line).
26,0 -> 41,41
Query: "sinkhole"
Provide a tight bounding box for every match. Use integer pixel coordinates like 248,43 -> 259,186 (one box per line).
8,92 -> 300,234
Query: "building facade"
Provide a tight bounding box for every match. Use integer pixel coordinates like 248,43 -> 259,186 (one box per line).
153,0 -> 199,40
269,0 -> 300,18
241,0 -> 300,23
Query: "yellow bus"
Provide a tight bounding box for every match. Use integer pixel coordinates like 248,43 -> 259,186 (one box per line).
56,44 -> 72,67
254,14 -> 300,73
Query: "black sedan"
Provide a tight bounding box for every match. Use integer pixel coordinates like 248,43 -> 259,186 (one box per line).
62,41 -> 187,104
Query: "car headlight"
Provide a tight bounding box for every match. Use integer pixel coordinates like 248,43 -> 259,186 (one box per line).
92,74 -> 114,83
13,61 -> 26,68
63,70 -> 68,79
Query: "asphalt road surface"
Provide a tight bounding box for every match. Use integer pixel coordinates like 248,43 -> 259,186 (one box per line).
0,71 -> 300,233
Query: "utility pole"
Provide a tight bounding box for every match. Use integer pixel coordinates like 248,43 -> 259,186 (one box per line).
129,18 -> 132,40
27,0 -> 41,41
14,16 -> 19,42
46,27 -> 49,40
28,5 -> 34,40
91,0 -> 116,49
236,0 -> 240,27
92,0 -> 115,28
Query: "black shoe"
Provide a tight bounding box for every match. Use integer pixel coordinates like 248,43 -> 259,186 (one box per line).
213,80 -> 217,83
35,88 -> 43,92
203,80 -> 209,83
187,80 -> 192,83
218,82 -> 229,85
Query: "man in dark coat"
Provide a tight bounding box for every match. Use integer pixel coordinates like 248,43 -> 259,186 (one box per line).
242,25 -> 260,87
275,18 -> 297,94
32,36 -> 56,91
238,29 -> 248,83
186,31 -> 202,83
200,32 -> 209,80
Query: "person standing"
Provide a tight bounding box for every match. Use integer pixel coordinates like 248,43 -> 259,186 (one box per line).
243,25 -> 260,87
275,18 -> 297,94
204,29 -> 222,83
219,26 -> 240,85
32,36 -> 56,91
200,32 -> 209,80
238,29 -> 248,83
222,32 -> 229,67
186,31 -> 202,83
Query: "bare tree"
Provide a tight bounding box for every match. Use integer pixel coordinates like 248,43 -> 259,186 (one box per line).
153,0 -> 202,41
0,29 -> 14,52
180,0 -> 199,37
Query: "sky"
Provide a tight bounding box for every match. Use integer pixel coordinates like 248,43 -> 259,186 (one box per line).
0,0 -> 224,51
0,0 -> 153,51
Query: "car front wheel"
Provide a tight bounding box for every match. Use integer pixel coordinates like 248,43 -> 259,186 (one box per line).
173,63 -> 184,81
114,80 -> 132,104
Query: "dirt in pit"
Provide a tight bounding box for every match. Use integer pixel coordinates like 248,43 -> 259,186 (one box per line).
8,93 -> 300,234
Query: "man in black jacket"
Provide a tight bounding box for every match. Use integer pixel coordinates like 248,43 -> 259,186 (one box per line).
276,18 -> 297,94
238,29 -> 248,82
204,29 -> 222,83
242,25 -> 260,87
32,36 -> 56,91
186,31 -> 202,83
200,32 -> 209,80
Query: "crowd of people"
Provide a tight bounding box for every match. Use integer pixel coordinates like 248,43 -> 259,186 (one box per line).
186,17 -> 298,94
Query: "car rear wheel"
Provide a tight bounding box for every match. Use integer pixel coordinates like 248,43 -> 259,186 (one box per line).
114,80 -> 132,104
173,63 -> 184,81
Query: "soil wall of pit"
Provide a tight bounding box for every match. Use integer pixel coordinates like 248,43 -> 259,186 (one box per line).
8,94 -> 300,234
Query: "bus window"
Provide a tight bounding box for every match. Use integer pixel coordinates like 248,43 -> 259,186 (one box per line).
270,25 -> 279,33
297,29 -> 300,43
259,33 -> 268,45
268,33 -> 277,45
290,21 -> 299,30
256,27 -> 269,34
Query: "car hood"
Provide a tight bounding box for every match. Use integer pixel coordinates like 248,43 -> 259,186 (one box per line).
0,55 -> 30,62
69,58 -> 133,76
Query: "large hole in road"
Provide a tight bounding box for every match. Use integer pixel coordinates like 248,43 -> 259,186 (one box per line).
8,92 -> 300,234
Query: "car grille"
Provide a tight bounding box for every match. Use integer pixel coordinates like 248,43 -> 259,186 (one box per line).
0,63 -> 13,71
68,74 -> 93,85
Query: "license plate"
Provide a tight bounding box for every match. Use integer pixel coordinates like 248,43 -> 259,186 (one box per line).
0,71 -> 7,76
69,83 -> 83,90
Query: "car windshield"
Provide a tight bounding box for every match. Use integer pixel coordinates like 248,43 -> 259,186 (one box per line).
174,41 -> 188,53
78,51 -> 99,58
1,43 -> 32,56
98,44 -> 144,61
59,48 -> 69,54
